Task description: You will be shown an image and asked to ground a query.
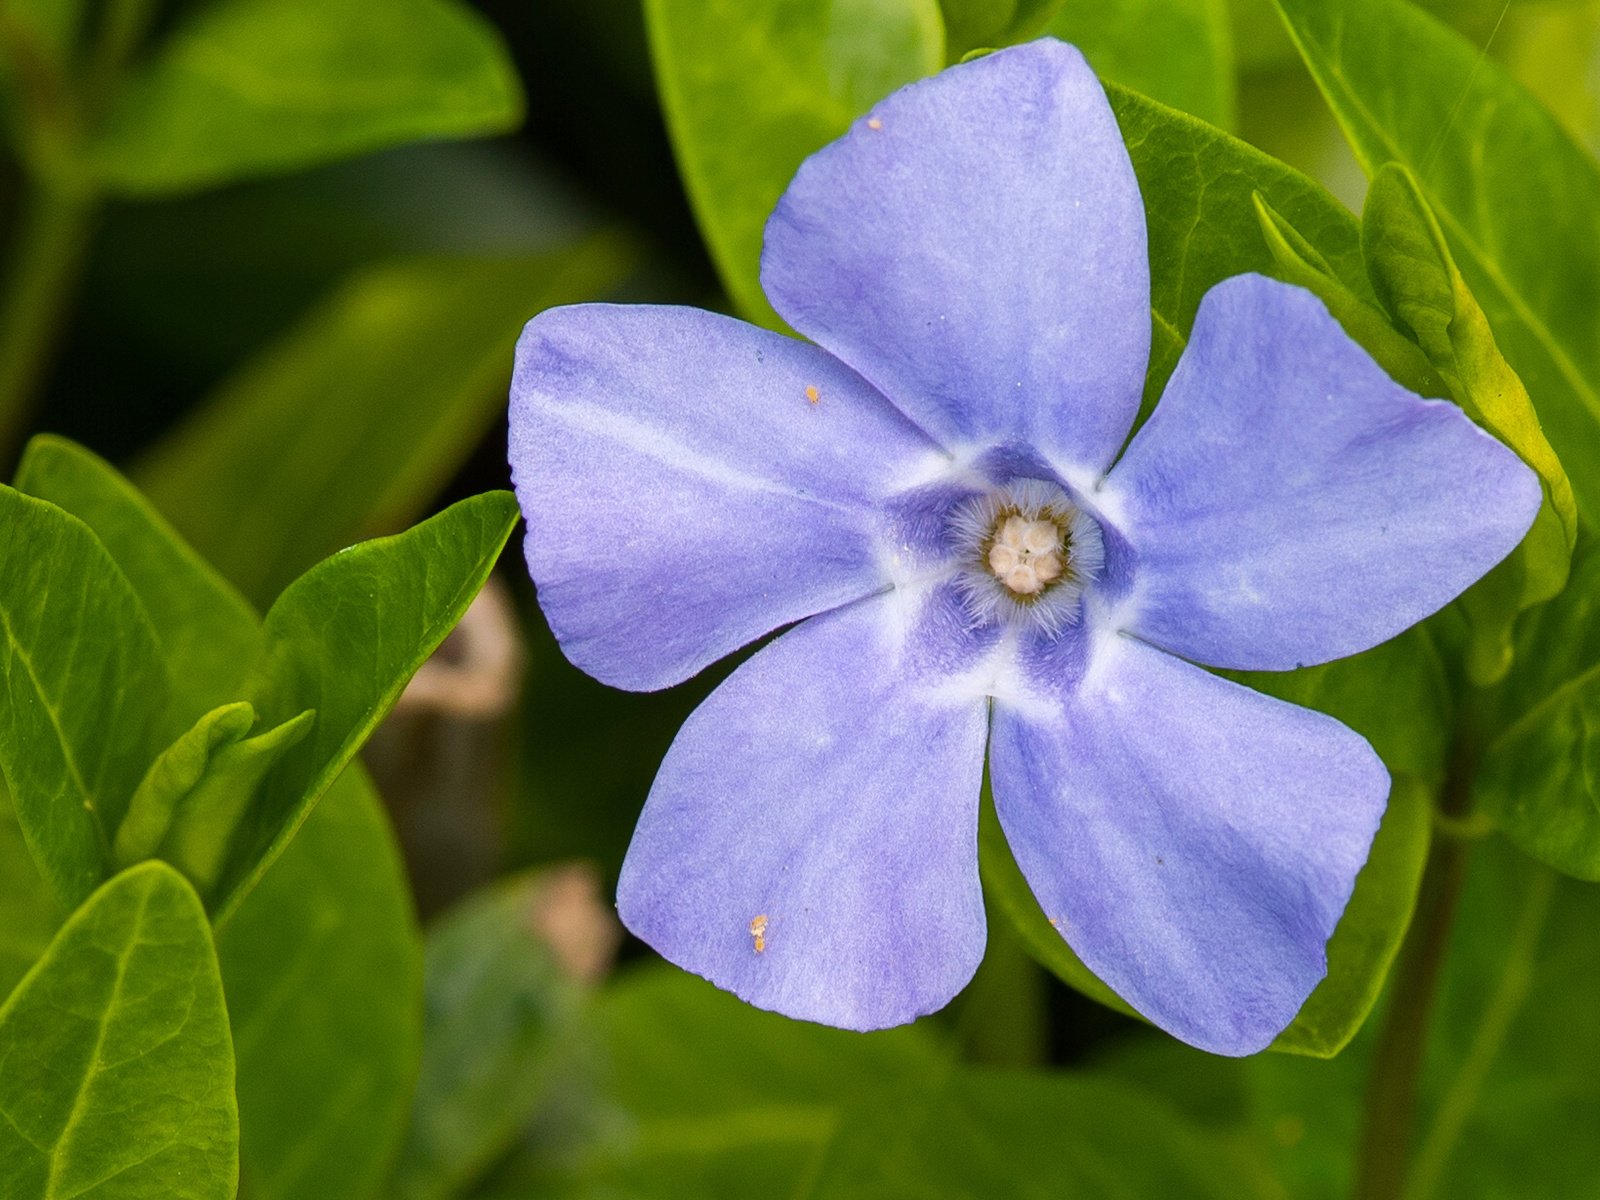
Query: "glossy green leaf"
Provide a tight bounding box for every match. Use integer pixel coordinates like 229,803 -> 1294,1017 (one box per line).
1362,163 -> 1577,685
15,435 -> 262,713
388,871 -> 585,1200
1252,192 -> 1442,396
0,862 -> 237,1200
135,242 -> 628,607
1048,0 -> 1236,129
0,485 -> 170,906
0,781 -> 61,1001
941,0 -> 1064,60
212,491 -> 519,921
1105,82 -> 1365,414
1273,0 -> 1600,524
644,0 -> 944,328
220,766 -> 423,1200
90,0 -> 523,195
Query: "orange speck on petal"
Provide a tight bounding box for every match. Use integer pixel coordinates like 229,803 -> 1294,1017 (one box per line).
805,385 -> 820,405
867,118 -> 883,131
749,914 -> 769,953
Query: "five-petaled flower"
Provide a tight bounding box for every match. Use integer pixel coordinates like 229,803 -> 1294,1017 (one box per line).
508,39 -> 1539,1054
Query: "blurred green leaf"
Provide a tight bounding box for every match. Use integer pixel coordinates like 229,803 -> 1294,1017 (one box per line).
806,1070 -> 1271,1199
1252,192 -> 1442,396
1105,82 -> 1365,415
1273,0 -> 1600,525
1362,163 -> 1577,685
1246,840 -> 1600,1200
389,871 -> 586,1200
213,491 -> 519,921
0,862 -> 237,1200
644,0 -> 944,328
90,0 -> 523,195
220,766 -> 423,1200
0,484 -> 170,906
1049,0 -> 1237,129
941,0 -> 1062,60
0,782 -> 61,1000
15,436 -> 263,714
136,242 -> 628,608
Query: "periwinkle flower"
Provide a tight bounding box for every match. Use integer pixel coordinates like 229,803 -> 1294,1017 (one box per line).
509,40 -> 1539,1054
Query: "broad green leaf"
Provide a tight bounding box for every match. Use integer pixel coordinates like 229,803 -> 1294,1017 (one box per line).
15,435 -> 263,713
113,700 -> 259,867
1049,0 -> 1237,130
1272,0 -> 1600,524
89,0 -> 523,194
0,781 -> 60,1000
135,242 -> 628,607
1362,163 -> 1577,685
941,0 -> 1064,60
0,485 -> 170,906
388,871 -> 586,1200
220,767 -> 423,1200
212,491 -> 519,921
1252,192 -> 1442,396
644,0 -> 944,328
0,861 -> 237,1199
1104,82 -> 1365,413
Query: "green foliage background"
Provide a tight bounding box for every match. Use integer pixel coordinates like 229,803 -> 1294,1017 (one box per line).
0,0 -> 1597,1197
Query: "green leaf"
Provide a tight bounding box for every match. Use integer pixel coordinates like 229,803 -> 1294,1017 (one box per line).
113,701 -> 259,867
941,0 -> 1064,60
213,491 -> 519,921
219,767 -> 423,1200
1361,163 -> 1577,685
1104,81 -> 1365,415
644,0 -> 944,328
89,0 -> 523,195
15,435 -> 263,714
1245,841 -> 1599,1200
134,243 -> 629,608
0,485 -> 171,907
1048,0 -> 1237,129
0,861 -> 237,1200
0,781 -> 61,1001
388,871 -> 585,1200
1272,0 -> 1600,525
1252,192 -> 1442,396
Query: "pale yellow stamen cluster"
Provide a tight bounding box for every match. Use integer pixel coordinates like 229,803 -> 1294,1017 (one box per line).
986,514 -> 1066,596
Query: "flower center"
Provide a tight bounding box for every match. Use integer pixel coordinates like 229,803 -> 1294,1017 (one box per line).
948,478 -> 1102,634
987,514 -> 1066,595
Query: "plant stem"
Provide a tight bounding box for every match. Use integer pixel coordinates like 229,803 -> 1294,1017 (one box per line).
0,178 -> 95,465
1350,747 -> 1476,1200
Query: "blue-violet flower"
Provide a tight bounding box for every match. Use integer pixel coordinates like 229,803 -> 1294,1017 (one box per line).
508,39 -> 1540,1054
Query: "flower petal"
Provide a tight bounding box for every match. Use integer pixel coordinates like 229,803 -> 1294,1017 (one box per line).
618,585 -> 993,1030
761,39 -> 1149,475
989,633 -> 1387,1055
509,303 -> 946,690
1103,273 -> 1542,670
